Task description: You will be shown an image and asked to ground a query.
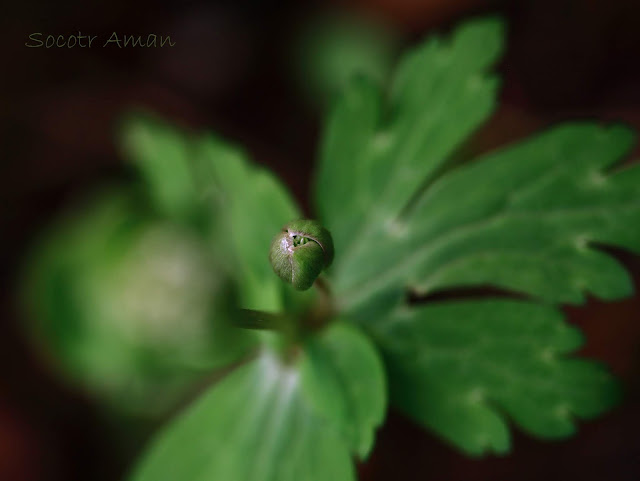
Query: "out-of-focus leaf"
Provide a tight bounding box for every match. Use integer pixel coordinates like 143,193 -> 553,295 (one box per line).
295,13 -> 399,105
371,300 -> 620,455
130,322 -> 387,481
192,134 -> 302,312
120,114 -> 199,221
120,114 -> 303,312
301,322 -> 386,459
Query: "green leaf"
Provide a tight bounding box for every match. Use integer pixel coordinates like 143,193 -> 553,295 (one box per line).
313,15 -> 637,456
301,322 -> 387,459
120,113 -> 199,221
316,16 -> 503,256
130,323 -> 387,481
192,134 -> 302,312
335,123 -> 640,314
120,114 -> 303,312
371,300 -> 620,455
129,352 -> 354,481
314,17 -> 640,316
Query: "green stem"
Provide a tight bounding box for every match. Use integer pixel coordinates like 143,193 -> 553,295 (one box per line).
237,309 -> 287,330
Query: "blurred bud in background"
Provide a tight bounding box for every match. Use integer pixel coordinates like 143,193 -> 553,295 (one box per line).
293,11 -> 400,106
20,161 -> 251,418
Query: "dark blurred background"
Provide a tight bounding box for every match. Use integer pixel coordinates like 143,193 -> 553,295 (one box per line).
2,0 -> 640,480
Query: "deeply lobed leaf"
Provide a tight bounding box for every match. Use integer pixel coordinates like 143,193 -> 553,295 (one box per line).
336,123 -> 640,314
370,300 -> 620,455
314,16 -> 636,455
316,17 -> 503,258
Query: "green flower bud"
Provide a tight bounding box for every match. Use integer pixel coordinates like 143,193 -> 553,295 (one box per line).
269,220 -> 334,291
